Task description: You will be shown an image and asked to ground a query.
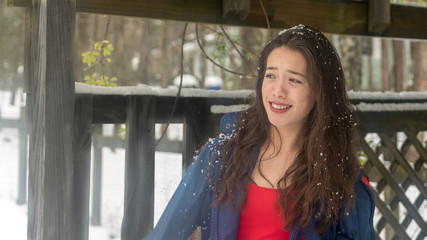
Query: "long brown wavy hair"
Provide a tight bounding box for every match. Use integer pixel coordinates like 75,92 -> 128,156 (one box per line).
213,25 -> 361,235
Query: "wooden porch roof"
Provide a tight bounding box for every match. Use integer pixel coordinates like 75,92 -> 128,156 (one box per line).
9,0 -> 427,40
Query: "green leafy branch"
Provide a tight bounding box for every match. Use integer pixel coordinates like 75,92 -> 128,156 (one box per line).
214,32 -> 226,64
81,39 -> 118,87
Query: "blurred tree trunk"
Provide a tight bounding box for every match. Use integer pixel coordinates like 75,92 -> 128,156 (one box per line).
240,27 -> 258,89
199,27 -> 208,88
112,17 -> 126,85
159,21 -> 171,88
75,13 -> 91,83
410,42 -> 427,91
362,37 -> 373,90
139,21 -> 153,85
339,36 -> 362,90
129,20 -> 143,85
392,40 -> 405,92
381,39 -> 391,91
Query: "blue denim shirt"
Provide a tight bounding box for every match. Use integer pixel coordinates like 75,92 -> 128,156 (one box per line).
143,112 -> 375,240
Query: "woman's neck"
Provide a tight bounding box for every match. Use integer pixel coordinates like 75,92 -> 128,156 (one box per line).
269,125 -> 304,155
253,127 -> 304,188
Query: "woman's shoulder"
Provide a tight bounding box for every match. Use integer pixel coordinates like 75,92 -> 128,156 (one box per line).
219,111 -> 242,135
334,169 -> 375,239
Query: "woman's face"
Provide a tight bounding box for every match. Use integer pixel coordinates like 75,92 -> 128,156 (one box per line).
261,46 -> 316,134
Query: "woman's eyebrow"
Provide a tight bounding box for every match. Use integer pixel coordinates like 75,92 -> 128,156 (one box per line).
266,66 -> 306,78
266,66 -> 277,70
287,69 -> 306,78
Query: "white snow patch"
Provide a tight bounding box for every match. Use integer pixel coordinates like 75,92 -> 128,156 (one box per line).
348,90 -> 427,101
354,102 -> 427,112
75,82 -> 253,99
204,75 -> 223,88
210,104 -> 251,114
173,74 -> 200,88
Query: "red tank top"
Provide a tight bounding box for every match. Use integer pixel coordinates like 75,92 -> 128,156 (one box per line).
237,182 -> 290,240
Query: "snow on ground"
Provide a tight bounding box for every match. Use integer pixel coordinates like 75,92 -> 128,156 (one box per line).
0,90 -> 183,239
0,126 -> 182,240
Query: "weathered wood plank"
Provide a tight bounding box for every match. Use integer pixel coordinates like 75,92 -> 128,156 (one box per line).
370,188 -> 411,240
92,95 -> 127,123
405,131 -> 427,164
93,134 -> 183,153
72,95 -> 93,240
74,0 -> 427,39
378,133 -> 427,199
361,141 -> 427,233
27,0 -> 76,239
9,0 -> 427,39
223,0 -> 251,20
182,99 -> 211,173
91,124 -> 103,226
368,0 -> 390,33
16,7 -> 32,206
358,111 -> 427,133
90,94 -> 247,124
122,96 -> 156,240
17,106 -> 28,205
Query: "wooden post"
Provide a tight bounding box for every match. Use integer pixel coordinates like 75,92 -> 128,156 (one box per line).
182,99 -> 210,174
122,96 -> 156,240
17,7 -> 32,206
27,0 -> 76,239
17,105 -> 28,205
368,0 -> 390,33
72,95 -> 93,240
91,124 -> 103,226
223,0 -> 251,20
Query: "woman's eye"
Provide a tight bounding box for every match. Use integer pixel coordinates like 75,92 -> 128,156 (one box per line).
290,78 -> 302,84
265,74 -> 275,79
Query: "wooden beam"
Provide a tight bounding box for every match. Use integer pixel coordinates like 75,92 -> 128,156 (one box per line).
9,0 -> 427,39
90,94 -> 248,124
80,0 -> 427,40
358,111 -> 427,133
27,0 -> 76,239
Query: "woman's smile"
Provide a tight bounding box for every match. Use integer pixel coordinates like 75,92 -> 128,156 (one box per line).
262,46 -> 316,134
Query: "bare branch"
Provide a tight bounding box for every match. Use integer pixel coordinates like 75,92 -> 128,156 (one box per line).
220,26 -> 255,76
195,24 -> 248,77
154,22 -> 189,149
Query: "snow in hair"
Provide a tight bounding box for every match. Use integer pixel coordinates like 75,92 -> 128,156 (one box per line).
278,24 -> 306,35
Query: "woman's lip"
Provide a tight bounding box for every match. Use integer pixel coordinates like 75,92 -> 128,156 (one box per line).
269,102 -> 292,113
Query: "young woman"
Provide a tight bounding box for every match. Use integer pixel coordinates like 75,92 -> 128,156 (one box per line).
143,24 -> 375,240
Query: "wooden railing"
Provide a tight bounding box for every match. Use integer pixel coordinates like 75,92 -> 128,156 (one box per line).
2,85 -> 426,240
73,83 -> 253,239
75,87 -> 427,240
351,91 -> 427,240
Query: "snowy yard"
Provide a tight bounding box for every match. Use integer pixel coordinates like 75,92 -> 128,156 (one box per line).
0,90 -> 183,239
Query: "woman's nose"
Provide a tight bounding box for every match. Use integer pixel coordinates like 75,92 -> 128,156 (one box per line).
272,79 -> 287,97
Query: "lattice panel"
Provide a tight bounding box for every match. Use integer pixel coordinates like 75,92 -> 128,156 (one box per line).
361,131 -> 427,240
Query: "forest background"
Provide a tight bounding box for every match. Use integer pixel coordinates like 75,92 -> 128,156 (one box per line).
1,0 -> 427,98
